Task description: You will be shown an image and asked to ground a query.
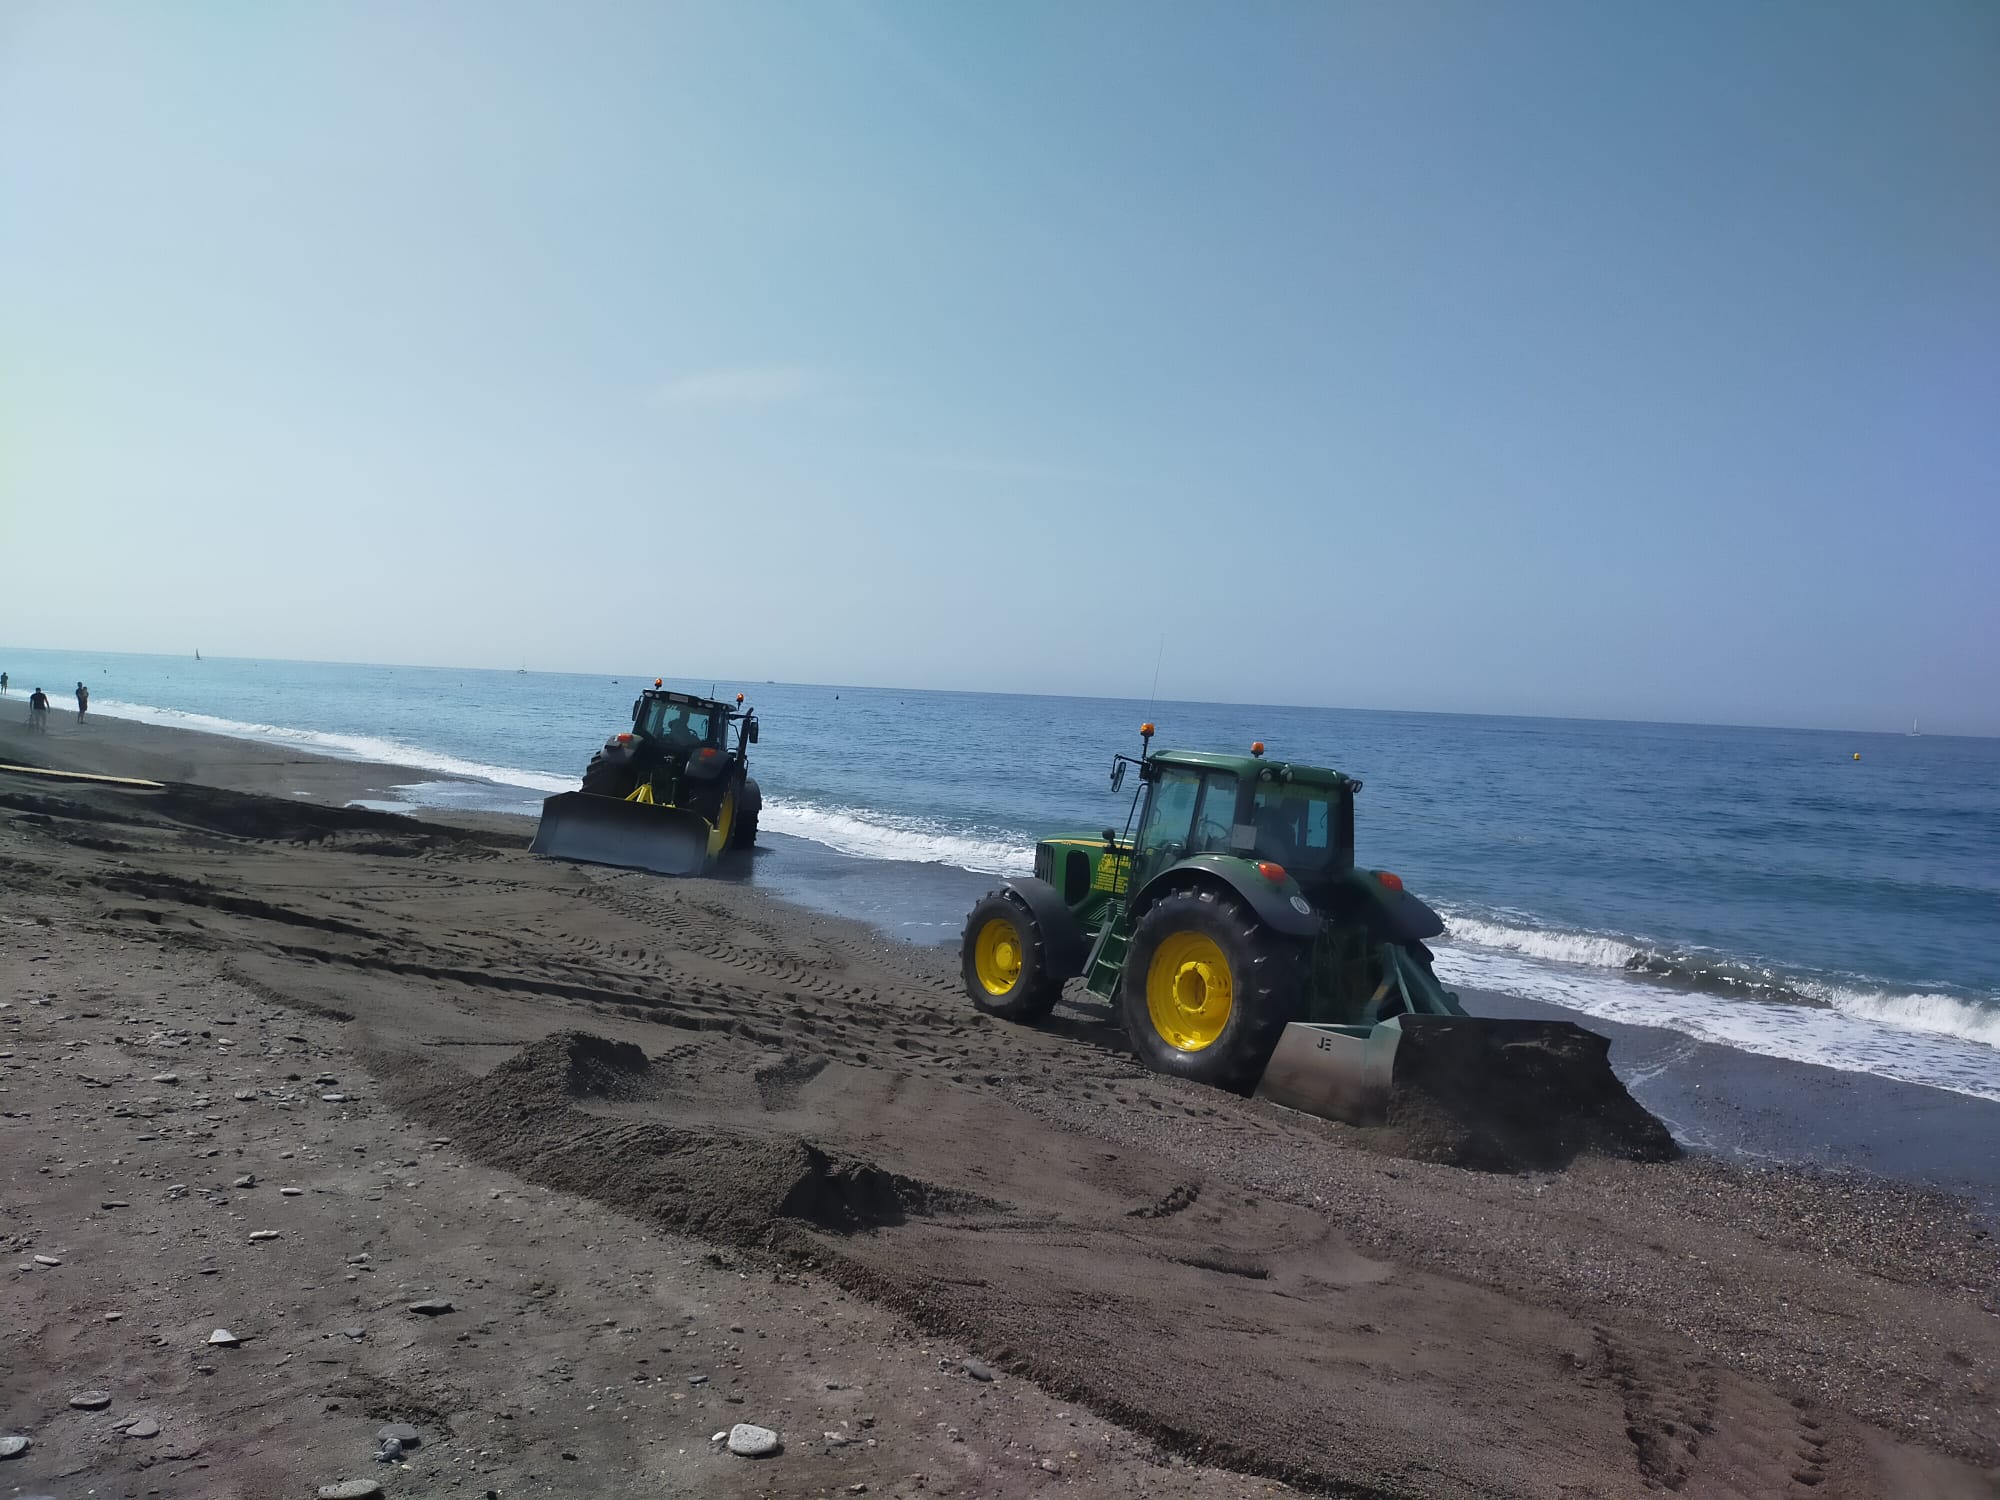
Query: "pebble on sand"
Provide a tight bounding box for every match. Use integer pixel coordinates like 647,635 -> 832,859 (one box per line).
321,1092 -> 350,1103
407,1298 -> 454,1316
0,1435 -> 30,1459
208,1329 -> 240,1347
249,1230 -> 280,1241
376,1423 -> 421,1449
152,1073 -> 180,1085
959,1357 -> 998,1382
69,1391 -> 112,1410
33,1254 -> 61,1267
726,1423 -> 782,1458
234,1174 -> 256,1188
281,1187 -> 303,1196
123,1418 -> 160,1439
316,1482 -> 384,1500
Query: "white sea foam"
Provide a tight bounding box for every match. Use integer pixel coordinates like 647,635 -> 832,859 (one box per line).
1433,914 -> 2000,1100
1436,913 -> 1642,971
758,797 -> 1033,876
87,698 -> 576,796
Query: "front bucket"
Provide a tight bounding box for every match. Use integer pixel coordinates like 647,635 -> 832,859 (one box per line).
1256,1014 -> 1678,1171
529,792 -> 713,877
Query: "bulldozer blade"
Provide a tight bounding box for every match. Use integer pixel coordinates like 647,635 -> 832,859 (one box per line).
529,792 -> 713,877
1256,1014 -> 1678,1170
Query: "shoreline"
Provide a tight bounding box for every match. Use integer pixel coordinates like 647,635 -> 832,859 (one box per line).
6,705 -> 1998,1212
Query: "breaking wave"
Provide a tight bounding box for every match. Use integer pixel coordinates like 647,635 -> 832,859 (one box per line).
1438,910 -> 2000,1056
87,697 -> 577,796
758,797 -> 1033,876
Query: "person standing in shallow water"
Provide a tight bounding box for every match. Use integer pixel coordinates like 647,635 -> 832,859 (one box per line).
28,687 -> 49,730
0,671 -> 9,693
75,681 -> 89,721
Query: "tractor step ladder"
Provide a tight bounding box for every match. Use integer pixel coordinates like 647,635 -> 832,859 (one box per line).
1083,906 -> 1131,998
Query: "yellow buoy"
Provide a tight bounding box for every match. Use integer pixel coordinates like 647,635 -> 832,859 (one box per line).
1852,752 -> 1861,761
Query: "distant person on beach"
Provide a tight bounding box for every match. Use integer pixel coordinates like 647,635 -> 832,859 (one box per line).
0,671 -> 9,693
75,682 -> 89,721
28,687 -> 49,730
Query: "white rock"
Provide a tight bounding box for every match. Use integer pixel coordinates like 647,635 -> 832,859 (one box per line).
727,1423 -> 781,1457
33,1254 -> 61,1267
124,1417 -> 160,1438
316,1482 -> 384,1500
0,1435 -> 30,1458
209,1329 -> 240,1346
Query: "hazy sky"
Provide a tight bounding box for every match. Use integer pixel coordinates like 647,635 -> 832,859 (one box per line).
4,2 -> 1995,732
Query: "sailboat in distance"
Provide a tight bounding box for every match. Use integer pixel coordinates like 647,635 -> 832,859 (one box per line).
1909,714 -> 1920,737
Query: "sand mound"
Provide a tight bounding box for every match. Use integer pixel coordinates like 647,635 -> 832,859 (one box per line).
386,1033 -> 939,1246
490,1030 -> 658,1102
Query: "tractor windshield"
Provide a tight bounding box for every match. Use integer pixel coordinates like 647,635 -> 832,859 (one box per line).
1249,783 -> 1342,875
638,699 -> 718,746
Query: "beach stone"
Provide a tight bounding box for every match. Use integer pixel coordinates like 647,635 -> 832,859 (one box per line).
208,1329 -> 240,1346
70,1391 -> 112,1410
341,1326 -> 366,1340
152,1073 -> 179,1085
317,1483 -> 383,1500
233,1090 -> 255,1101
376,1423 -> 421,1449
33,1254 -> 61,1267
0,1435 -> 29,1458
959,1357 -> 997,1382
249,1230 -> 280,1241
234,1174 -> 256,1188
101,1200 -> 131,1209
321,1092 -> 349,1103
124,1418 -> 160,1439
281,1186 -> 303,1196
726,1423 -> 781,1458
407,1298 -> 453,1316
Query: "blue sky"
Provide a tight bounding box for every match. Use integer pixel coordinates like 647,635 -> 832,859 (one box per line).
3,1 -> 1995,732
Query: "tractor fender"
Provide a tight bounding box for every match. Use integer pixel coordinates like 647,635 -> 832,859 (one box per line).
738,775 -> 762,816
1320,869 -> 1446,943
1134,856 -> 1322,940
996,876 -> 1090,980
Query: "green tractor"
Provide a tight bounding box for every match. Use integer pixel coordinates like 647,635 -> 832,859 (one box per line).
530,681 -> 762,878
960,728 -> 1674,1166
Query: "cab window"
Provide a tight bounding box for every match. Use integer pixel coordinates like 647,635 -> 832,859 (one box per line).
640,700 -> 715,743
1250,784 -> 1337,872
1138,769 -> 1200,869
1191,772 -> 1241,854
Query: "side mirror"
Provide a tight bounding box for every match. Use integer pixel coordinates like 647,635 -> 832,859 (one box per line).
746,719 -> 760,744
1102,827 -> 1118,844
1110,758 -> 1126,791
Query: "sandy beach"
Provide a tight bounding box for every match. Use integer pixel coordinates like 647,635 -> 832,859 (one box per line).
3,711 -> 1996,1499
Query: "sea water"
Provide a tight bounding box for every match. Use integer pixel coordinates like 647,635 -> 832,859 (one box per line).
6,647 -> 1995,1102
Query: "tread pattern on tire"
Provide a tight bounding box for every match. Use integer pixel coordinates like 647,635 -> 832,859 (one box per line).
1119,885 -> 1301,1091
960,889 -> 1061,1023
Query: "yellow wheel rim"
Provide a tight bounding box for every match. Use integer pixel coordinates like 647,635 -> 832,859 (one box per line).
1144,930 -> 1233,1052
714,790 -> 736,848
973,915 -> 1024,996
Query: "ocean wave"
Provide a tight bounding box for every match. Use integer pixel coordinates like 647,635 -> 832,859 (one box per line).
1438,910 -> 2000,1054
759,797 -> 1033,876
88,698 -> 577,796
1430,944 -> 2000,1103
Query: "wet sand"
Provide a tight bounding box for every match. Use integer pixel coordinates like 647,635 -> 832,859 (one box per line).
2,711 -> 1996,1498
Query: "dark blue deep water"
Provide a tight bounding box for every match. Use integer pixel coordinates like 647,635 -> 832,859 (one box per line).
6,647 -> 1995,1101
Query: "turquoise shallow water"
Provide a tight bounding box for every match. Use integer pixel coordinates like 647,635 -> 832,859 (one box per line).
5,646 -> 1995,1101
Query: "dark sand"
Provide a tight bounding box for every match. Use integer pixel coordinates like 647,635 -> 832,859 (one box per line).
3,711 -> 1997,1498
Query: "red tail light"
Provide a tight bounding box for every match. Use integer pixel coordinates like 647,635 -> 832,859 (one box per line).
615,733 -> 634,744
1377,870 -> 1404,891
1257,862 -> 1286,882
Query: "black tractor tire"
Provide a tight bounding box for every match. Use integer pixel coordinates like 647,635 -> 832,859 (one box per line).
580,750 -> 637,799
730,777 -> 762,850
960,890 -> 1062,1023
1119,886 -> 1304,1091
